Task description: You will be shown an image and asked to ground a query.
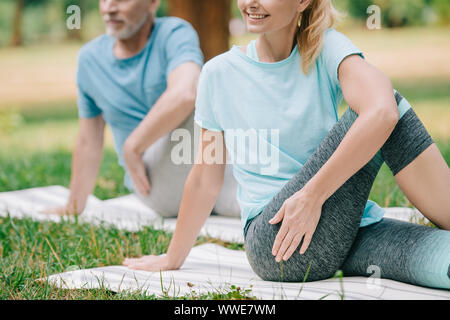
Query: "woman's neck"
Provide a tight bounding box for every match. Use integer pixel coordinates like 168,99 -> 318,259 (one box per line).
255,19 -> 299,63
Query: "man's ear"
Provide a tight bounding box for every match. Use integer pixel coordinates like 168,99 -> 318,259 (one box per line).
297,0 -> 313,13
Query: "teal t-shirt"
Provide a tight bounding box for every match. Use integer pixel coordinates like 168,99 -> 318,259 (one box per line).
76,17 -> 204,191
194,28 -> 390,233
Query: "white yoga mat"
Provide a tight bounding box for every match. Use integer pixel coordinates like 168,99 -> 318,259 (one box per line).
44,243 -> 450,300
0,185 -> 431,244
2,186 -> 447,300
0,185 -> 245,243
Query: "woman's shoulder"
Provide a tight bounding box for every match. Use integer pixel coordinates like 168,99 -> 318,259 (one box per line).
322,28 -> 354,49
318,28 -> 362,63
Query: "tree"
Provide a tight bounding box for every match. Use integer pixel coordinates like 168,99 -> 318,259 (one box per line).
168,0 -> 231,61
11,0 -> 24,46
10,0 -> 49,47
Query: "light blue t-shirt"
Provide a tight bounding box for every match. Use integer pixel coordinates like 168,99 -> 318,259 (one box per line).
77,17 -> 204,190
194,28 -> 391,233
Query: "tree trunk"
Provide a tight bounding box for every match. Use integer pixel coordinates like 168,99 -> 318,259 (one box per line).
11,0 -> 25,47
66,29 -> 83,41
168,0 -> 231,61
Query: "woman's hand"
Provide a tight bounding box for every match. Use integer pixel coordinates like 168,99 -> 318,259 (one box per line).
41,205 -> 81,216
122,254 -> 177,272
41,199 -> 85,216
269,186 -> 325,262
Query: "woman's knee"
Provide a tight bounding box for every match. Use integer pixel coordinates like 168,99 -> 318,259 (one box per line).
245,245 -> 341,282
245,223 -> 343,282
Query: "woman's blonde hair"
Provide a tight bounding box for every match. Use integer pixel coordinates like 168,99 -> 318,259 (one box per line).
296,0 -> 341,74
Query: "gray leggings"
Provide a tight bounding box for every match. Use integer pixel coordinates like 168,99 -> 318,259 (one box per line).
244,92 -> 450,290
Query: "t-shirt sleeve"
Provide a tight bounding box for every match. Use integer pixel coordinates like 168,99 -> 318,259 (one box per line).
76,50 -> 102,118
77,87 -> 101,118
321,28 -> 365,94
165,19 -> 204,77
194,66 -> 223,132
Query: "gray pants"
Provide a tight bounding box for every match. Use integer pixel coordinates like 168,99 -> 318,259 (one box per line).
245,93 -> 450,289
135,112 -> 241,218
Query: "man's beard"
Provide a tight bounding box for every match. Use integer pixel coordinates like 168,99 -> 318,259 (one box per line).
104,13 -> 150,40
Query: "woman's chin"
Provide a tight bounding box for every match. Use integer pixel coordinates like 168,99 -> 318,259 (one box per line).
245,25 -> 266,34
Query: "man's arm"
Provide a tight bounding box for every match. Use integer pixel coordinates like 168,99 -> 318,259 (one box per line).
43,115 -> 105,215
122,62 -> 201,196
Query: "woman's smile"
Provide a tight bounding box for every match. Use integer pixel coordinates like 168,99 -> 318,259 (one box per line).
246,11 -> 270,23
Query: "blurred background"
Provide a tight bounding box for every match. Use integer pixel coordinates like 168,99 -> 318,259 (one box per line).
0,0 -> 449,208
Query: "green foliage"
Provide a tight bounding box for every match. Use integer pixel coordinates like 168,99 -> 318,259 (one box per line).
157,0 -> 168,17
345,0 -> 373,20
432,0 -> 450,24
376,0 -> 428,27
24,0 -> 51,8
231,0 -> 242,19
0,2 -> 14,45
339,0 -> 450,27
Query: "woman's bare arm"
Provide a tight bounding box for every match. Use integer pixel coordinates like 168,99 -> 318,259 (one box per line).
123,128 -> 227,271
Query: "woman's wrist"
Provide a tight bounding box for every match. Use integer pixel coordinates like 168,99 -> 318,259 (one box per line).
298,180 -> 329,204
165,252 -> 184,270
66,196 -> 87,214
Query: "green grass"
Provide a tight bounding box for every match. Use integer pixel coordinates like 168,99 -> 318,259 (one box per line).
0,148 -> 129,201
0,215 -> 251,300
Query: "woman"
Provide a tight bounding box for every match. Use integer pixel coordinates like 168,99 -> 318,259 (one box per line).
123,0 -> 450,289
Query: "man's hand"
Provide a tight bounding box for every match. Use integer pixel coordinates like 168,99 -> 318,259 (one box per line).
123,138 -> 151,196
269,187 -> 325,262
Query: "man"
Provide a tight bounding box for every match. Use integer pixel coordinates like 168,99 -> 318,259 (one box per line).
45,0 -> 240,218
